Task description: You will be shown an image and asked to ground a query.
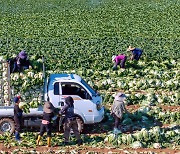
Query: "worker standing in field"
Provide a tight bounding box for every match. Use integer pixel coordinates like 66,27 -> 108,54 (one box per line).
36,100 -> 55,147
14,96 -> 23,142
111,92 -> 128,134
59,96 -> 83,146
9,50 -> 32,73
112,54 -> 127,70
127,46 -> 143,61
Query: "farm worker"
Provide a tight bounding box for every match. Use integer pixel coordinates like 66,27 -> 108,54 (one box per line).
127,46 -> 143,61
9,50 -> 32,73
111,92 -> 127,134
36,100 -> 55,147
59,96 -> 83,146
112,54 -> 127,70
14,96 -> 23,142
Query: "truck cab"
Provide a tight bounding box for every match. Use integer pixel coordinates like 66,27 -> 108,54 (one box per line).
45,74 -> 104,125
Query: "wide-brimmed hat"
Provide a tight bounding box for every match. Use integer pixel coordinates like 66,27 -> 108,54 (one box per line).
114,92 -> 126,101
112,55 -> 116,62
127,46 -> 135,51
18,51 -> 27,59
43,101 -> 54,113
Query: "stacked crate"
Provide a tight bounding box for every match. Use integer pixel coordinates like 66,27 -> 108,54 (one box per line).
0,60 -> 11,106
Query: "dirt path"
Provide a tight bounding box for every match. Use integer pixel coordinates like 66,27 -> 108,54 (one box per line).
100,89 -> 177,95
106,104 -> 180,112
126,105 -> 180,112
160,105 -> 180,111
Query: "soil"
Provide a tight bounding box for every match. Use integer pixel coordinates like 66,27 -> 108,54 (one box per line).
101,89 -> 176,95
127,105 -> 140,111
126,105 -> 180,112
0,143 -> 180,153
106,104 -> 180,113
160,105 -> 180,112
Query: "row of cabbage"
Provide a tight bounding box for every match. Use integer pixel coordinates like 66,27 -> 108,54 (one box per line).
105,106 -> 179,131
135,106 -> 179,125
86,63 -> 179,92
103,91 -> 179,106
0,125 -> 179,149
10,69 -> 179,107
104,126 -> 179,149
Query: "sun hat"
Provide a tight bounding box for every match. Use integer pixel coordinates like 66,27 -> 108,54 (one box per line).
112,55 -> 116,62
43,101 -> 55,113
127,46 -> 135,51
114,92 -> 126,101
18,50 -> 27,59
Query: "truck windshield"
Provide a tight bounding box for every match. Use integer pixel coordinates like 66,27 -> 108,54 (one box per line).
81,79 -> 96,96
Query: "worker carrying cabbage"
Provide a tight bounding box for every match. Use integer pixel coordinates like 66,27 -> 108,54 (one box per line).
36,100 -> 55,147
8,50 -> 32,73
59,96 -> 83,146
112,54 -> 127,70
14,96 -> 23,142
111,92 -> 128,134
127,46 -> 143,61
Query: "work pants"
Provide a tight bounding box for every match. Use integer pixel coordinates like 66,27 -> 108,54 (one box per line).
134,51 -> 143,61
120,56 -> 127,68
64,119 -> 81,142
14,117 -> 23,141
39,123 -> 52,137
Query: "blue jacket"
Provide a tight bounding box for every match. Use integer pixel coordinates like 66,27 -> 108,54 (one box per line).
132,48 -> 143,56
132,48 -> 143,60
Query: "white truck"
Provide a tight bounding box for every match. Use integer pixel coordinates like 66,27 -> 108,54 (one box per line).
0,59 -> 104,134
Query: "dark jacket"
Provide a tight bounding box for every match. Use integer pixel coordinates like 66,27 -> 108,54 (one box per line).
16,57 -> 30,67
131,48 -> 143,60
42,112 -> 54,123
14,104 -> 23,121
9,56 -> 31,73
60,103 -> 75,119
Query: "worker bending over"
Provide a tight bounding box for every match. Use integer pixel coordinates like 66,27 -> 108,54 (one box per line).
127,46 -> 143,61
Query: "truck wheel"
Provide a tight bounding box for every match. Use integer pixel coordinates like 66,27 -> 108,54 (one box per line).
0,118 -> 15,134
63,117 -> 84,133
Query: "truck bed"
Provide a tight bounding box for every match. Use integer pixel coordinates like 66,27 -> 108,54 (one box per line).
0,105 -> 43,118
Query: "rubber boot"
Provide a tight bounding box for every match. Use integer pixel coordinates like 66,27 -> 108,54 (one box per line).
36,135 -> 41,146
47,137 -> 51,147
15,131 -> 20,141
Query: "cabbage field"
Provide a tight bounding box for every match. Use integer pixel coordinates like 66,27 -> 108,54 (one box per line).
0,0 -> 180,153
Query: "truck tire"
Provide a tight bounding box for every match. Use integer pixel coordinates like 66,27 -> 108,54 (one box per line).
0,118 -> 15,134
63,117 -> 84,133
